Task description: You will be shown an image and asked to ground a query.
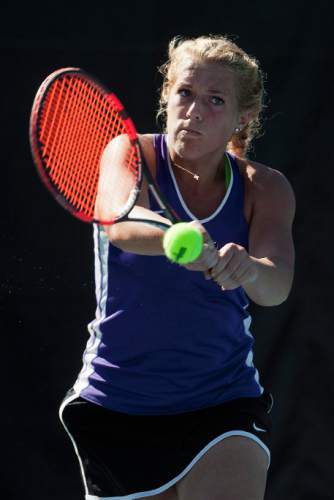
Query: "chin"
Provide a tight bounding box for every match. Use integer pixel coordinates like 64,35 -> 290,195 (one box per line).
170,136 -> 203,160
174,144 -> 201,162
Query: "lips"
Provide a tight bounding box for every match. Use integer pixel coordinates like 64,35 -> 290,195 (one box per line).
179,127 -> 202,136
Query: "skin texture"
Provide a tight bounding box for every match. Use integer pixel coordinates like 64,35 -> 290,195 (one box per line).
140,437 -> 268,500
166,59 -> 248,174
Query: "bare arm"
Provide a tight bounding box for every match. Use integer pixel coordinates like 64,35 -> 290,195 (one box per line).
208,165 -> 296,306
244,168 -> 295,305
95,134 -> 220,271
95,134 -> 171,255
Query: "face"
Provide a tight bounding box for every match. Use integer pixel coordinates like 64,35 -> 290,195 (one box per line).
166,58 -> 247,164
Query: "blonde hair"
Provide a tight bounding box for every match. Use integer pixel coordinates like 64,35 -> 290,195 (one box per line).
157,35 -> 266,158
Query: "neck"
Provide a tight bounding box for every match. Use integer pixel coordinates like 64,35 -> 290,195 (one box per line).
170,153 -> 227,188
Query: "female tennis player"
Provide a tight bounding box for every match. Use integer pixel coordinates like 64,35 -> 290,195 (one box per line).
59,35 -> 295,500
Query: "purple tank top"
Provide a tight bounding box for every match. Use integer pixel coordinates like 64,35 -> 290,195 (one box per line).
74,134 -> 263,415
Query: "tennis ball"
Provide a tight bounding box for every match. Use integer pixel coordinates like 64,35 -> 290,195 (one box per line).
163,223 -> 203,264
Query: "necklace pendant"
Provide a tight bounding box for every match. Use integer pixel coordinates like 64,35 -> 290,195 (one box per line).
173,161 -> 199,181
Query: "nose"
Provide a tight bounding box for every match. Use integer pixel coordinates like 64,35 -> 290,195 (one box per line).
185,100 -> 203,122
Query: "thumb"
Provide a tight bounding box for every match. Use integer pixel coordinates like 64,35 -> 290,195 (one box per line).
188,220 -> 215,246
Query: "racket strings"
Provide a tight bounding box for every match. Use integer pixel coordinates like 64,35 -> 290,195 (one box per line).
38,74 -> 133,219
54,79 -> 86,202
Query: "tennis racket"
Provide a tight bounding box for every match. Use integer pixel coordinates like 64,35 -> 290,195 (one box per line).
29,67 -> 180,230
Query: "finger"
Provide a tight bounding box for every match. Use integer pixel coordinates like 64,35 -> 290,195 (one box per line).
199,241 -> 219,263
217,277 -> 240,290
210,251 -> 243,281
215,244 -> 238,272
233,263 -> 258,285
183,242 -> 219,271
189,220 -> 217,249
216,259 -> 257,289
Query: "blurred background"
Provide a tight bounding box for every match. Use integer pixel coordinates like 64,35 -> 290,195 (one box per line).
2,1 -> 333,498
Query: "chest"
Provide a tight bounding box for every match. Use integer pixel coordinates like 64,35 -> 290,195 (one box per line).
178,184 -> 227,219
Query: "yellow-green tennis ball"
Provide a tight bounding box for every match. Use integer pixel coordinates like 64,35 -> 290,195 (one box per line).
163,223 -> 203,264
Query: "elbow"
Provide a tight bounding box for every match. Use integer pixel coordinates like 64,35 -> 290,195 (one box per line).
103,224 -> 127,248
248,264 -> 294,307
252,285 -> 292,307
255,295 -> 289,307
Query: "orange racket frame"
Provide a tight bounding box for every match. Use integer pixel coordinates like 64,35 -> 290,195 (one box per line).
29,68 -> 178,228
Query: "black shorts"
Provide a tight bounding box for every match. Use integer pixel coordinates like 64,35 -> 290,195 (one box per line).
59,390 -> 273,499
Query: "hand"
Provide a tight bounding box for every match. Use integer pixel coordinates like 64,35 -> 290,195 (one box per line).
209,243 -> 258,290
182,221 -> 220,272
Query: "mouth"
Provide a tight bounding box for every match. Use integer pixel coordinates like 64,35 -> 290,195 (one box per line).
179,127 -> 202,137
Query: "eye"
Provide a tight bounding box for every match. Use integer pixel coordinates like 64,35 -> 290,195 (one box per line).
178,88 -> 191,97
210,96 -> 224,105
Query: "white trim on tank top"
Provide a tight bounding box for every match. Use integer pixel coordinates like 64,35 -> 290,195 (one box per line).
165,134 -> 234,223
74,224 -> 111,394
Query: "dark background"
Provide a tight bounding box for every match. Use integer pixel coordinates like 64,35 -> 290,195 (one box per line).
2,1 -> 333,499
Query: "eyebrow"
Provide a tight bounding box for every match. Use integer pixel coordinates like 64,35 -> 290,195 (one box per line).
208,88 -> 229,95
176,81 -> 230,96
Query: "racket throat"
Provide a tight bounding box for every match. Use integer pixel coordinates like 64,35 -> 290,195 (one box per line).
148,183 -> 178,224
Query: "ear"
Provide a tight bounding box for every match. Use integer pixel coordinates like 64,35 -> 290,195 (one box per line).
237,110 -> 253,129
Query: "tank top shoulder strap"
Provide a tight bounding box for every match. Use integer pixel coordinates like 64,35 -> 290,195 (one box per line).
225,151 -> 245,203
152,133 -> 170,184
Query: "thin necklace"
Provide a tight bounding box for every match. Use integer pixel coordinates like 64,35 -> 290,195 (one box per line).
172,153 -> 229,183
173,162 -> 200,181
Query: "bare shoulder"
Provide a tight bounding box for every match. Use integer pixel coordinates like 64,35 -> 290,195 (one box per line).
238,157 -> 294,193
138,133 -> 155,153
138,133 -> 155,146
138,133 -> 156,175
101,132 -> 156,172
237,157 -> 296,222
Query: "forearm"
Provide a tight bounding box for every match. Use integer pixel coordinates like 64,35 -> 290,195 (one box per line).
103,206 -> 171,255
243,256 -> 294,306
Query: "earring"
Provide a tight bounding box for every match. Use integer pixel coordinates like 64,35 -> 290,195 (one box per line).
235,126 -> 241,133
